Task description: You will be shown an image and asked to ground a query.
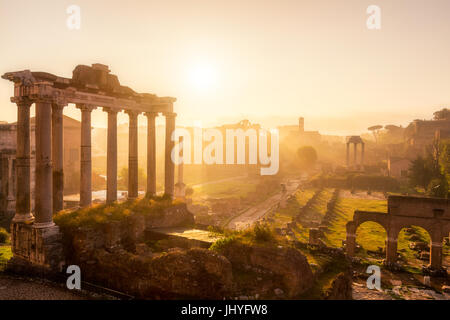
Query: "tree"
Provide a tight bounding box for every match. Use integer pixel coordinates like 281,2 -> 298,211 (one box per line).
368,125 -> 383,143
409,141 -> 450,198
433,108 -> 450,120
408,156 -> 434,189
297,146 -> 318,170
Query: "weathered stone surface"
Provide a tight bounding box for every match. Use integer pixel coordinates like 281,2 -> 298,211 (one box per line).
145,203 -> 194,228
217,242 -> 314,297
323,272 -> 353,300
9,222 -> 64,271
74,247 -> 232,299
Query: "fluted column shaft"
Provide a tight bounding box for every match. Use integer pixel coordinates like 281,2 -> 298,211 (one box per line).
145,112 -> 157,197
52,103 -> 65,212
77,104 -> 96,207
13,99 -> 34,223
34,99 -> 54,228
127,111 -> 139,199
164,112 -> 176,197
105,108 -> 118,203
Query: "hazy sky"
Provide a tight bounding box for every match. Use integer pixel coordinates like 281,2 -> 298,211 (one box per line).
0,0 -> 449,135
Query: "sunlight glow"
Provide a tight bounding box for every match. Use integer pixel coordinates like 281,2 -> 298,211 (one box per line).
188,63 -> 218,91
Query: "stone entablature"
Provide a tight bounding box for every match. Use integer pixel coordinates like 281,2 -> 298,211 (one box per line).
346,195 -> 450,270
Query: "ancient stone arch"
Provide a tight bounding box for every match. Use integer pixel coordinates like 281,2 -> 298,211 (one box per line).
346,195 -> 450,270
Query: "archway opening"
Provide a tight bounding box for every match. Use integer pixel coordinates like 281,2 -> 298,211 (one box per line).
355,221 -> 387,261
397,225 -> 431,273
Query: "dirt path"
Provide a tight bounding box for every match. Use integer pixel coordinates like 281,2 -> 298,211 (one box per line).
0,273 -> 91,300
227,179 -> 300,230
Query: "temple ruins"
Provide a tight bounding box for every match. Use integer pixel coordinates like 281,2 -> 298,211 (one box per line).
346,135 -> 365,170
2,63 -> 177,269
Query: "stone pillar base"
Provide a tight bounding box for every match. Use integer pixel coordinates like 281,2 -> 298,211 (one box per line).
12,213 -> 34,223
10,222 -> 64,272
174,182 -> 186,199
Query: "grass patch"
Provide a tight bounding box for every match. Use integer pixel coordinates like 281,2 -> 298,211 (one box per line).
54,196 -> 180,229
0,245 -> 12,271
0,228 -> 9,244
324,197 -> 387,249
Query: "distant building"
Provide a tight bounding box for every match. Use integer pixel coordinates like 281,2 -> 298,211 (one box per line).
278,117 -> 321,145
387,156 -> 410,178
405,118 -> 450,149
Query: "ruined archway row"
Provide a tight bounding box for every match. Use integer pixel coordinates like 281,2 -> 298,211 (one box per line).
346,195 -> 450,270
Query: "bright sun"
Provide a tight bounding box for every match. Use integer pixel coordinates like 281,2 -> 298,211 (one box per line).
188,63 -> 217,91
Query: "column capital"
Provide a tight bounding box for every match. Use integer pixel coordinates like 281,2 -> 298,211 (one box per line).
164,112 -> 177,119
12,96 -> 33,108
125,109 -> 140,118
103,107 -> 121,115
76,103 -> 97,112
144,112 -> 159,118
52,102 -> 66,112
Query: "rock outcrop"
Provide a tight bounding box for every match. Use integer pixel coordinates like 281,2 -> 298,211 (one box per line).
75,247 -> 232,299
323,272 -> 353,300
217,242 -> 314,297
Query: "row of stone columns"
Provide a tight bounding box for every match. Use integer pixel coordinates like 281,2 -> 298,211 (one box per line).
346,142 -> 365,168
12,98 -> 176,228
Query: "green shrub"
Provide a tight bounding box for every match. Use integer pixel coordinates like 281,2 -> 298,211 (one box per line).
210,236 -> 237,251
0,228 -> 9,244
252,224 -> 275,242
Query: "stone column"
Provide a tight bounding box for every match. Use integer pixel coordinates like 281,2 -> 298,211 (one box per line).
34,99 -> 54,228
77,104 -> 96,207
430,242 -> 442,269
13,98 -> 34,223
361,142 -> 365,168
178,136 -> 184,185
430,231 -> 443,270
353,143 -> 357,167
175,136 -> 186,198
385,234 -> 398,266
52,103 -> 65,213
164,112 -> 176,197
345,222 -> 356,256
126,110 -> 139,199
105,108 -> 119,203
346,143 -> 350,168
145,112 -> 157,197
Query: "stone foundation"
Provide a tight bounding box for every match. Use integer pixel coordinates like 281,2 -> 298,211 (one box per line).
9,222 -> 64,272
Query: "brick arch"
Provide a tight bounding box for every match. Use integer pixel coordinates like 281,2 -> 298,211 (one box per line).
346,195 -> 449,270
396,224 -> 432,265
345,211 -> 389,258
352,210 -> 389,232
